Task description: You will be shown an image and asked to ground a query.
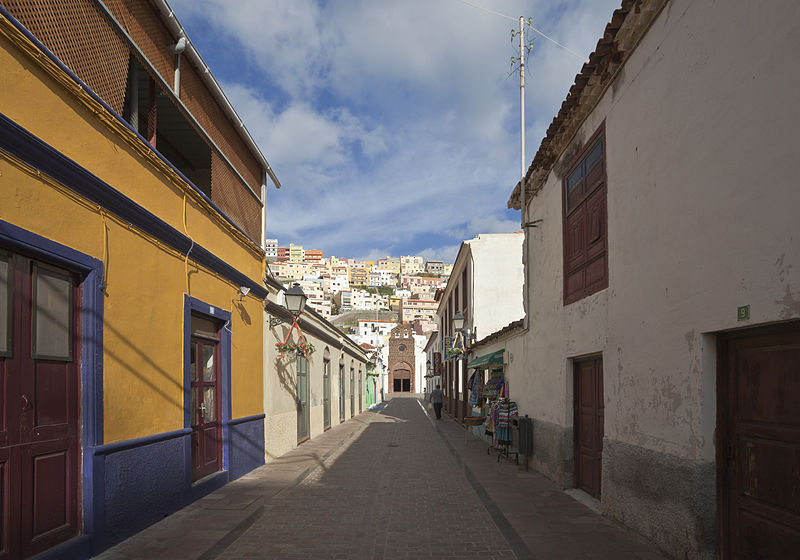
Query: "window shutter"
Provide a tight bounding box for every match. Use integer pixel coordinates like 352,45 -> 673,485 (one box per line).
563,125 -> 607,305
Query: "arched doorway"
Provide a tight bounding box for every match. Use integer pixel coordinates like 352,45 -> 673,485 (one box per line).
390,361 -> 413,392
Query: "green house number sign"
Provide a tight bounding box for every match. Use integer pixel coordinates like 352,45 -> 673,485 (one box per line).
737,305 -> 750,321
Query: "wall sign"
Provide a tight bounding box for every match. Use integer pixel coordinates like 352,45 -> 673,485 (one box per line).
737,305 -> 750,321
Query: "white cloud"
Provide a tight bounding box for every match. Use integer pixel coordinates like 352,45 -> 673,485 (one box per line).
418,244 -> 462,264
170,0 -> 621,258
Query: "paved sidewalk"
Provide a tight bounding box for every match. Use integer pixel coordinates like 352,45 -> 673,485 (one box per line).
95,399 -> 667,560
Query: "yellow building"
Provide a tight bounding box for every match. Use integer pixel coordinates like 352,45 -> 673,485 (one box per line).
0,1 -> 274,556
388,294 -> 403,310
289,243 -> 304,262
349,266 -> 369,287
378,257 -> 401,274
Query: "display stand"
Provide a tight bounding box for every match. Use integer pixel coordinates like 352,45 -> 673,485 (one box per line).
479,374 -> 519,463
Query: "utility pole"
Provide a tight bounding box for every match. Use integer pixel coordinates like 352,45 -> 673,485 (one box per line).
519,15 -> 526,227
517,16 -> 530,332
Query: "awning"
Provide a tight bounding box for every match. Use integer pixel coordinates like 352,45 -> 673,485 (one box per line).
467,349 -> 504,369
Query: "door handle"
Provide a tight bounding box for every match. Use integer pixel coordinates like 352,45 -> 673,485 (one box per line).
21,394 -> 33,411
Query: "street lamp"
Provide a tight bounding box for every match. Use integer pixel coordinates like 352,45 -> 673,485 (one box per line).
452,311 -> 465,332
269,283 -> 308,327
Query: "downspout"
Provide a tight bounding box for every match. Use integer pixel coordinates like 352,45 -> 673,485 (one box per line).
261,176 -> 267,251
170,35 -> 187,97
92,0 -> 266,202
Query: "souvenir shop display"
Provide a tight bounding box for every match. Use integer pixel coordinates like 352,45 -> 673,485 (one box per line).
478,372 -> 519,463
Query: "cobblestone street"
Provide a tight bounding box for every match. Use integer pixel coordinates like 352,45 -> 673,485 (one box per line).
96,398 -> 666,560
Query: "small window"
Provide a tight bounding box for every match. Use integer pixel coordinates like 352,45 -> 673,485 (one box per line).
0,254 -> 10,357
32,263 -> 73,360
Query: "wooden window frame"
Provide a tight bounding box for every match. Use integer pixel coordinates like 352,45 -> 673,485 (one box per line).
0,251 -> 12,358
31,262 -> 75,361
562,123 -> 608,305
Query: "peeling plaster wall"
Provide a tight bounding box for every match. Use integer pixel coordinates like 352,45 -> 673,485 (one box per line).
517,0 -> 800,557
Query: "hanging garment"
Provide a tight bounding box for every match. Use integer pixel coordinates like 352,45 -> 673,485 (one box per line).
484,376 -> 503,400
496,399 -> 518,428
468,370 -> 484,407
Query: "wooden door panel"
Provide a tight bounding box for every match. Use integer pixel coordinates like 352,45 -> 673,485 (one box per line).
722,326 -> 800,559
0,447 -> 12,560
0,252 -> 79,558
30,361 -> 76,444
32,362 -> 69,427
190,336 -> 220,481
575,358 -> 603,499
20,439 -> 77,558
737,345 -> 800,425
201,425 -> 218,467
736,509 -> 800,560
739,438 -> 800,513
0,360 -> 8,448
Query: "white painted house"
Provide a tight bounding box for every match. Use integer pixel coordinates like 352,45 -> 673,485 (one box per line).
505,1 -> 800,558
436,232 -> 524,423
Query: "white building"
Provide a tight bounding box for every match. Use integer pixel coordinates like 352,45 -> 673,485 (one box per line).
332,290 -> 352,312
437,232 -> 524,423
400,255 -> 424,274
503,1 -> 800,558
322,274 -> 349,296
264,238 -> 278,260
351,289 -> 385,311
355,320 -> 397,347
264,277 -> 370,464
368,269 -> 396,287
306,298 -> 331,320
425,260 -> 444,274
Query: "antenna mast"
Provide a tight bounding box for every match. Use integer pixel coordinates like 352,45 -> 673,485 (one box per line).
519,15 -> 526,226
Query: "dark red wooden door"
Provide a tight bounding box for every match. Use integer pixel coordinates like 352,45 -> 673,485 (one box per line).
190,337 -> 220,481
0,252 -> 79,560
719,324 -> 800,558
574,357 -> 603,499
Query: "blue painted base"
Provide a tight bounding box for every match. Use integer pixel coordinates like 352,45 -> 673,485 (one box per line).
229,415 -> 266,480
89,415 -> 265,556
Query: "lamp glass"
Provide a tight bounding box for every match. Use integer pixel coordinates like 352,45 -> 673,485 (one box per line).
284,284 -> 307,315
452,311 -> 465,331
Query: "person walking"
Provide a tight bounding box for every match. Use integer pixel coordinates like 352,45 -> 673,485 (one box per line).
430,384 -> 444,420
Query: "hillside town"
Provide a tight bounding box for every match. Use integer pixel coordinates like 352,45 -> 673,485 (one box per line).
1,0 -> 798,559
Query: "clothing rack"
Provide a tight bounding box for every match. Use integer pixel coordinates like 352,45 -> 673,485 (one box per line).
481,378 -> 519,464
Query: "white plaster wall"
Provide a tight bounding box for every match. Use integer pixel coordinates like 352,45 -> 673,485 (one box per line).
471,234 -> 525,338
263,305 -> 368,462
519,0 -> 800,463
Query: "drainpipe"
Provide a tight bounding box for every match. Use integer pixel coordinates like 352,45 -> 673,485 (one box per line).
170,35 -> 187,97
261,176 -> 267,250
92,0 -> 265,203
152,0 -> 281,189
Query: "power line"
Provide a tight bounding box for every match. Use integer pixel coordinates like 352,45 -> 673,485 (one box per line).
451,0 -> 586,60
452,0 -> 517,22
527,23 -> 585,60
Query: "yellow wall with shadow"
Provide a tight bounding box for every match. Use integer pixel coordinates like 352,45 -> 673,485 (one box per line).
0,23 -> 264,444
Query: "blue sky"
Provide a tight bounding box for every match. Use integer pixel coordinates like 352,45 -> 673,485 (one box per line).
169,0 -> 620,262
